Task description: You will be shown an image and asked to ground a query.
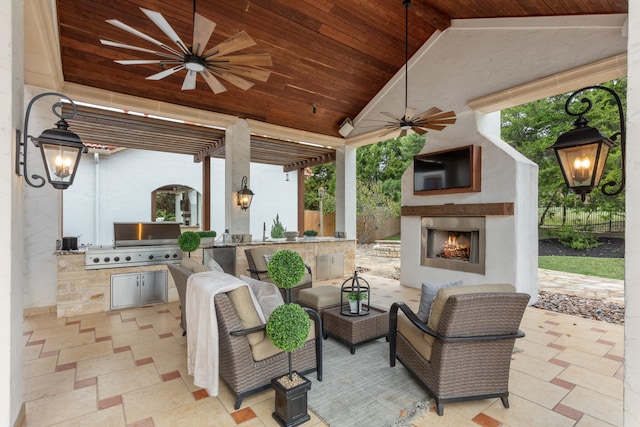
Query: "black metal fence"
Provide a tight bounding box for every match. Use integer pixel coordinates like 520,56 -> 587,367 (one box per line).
539,206 -> 625,233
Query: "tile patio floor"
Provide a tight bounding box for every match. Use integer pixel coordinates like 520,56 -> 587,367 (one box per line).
22,270 -> 624,426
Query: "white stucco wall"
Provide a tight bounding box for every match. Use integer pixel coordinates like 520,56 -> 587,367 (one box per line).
625,3 -> 640,424
400,111 -> 538,300
3,0 -> 24,423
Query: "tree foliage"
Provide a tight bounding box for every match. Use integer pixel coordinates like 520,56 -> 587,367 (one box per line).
304,133 -> 425,221
501,79 -> 626,216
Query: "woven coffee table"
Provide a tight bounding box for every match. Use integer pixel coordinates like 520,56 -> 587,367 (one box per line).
322,305 -> 389,354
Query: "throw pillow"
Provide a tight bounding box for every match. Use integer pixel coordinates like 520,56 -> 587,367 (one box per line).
206,258 -> 224,273
416,280 -> 463,323
241,275 -> 285,319
263,253 -> 273,265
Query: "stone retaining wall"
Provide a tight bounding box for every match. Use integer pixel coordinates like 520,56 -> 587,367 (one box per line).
373,240 -> 401,258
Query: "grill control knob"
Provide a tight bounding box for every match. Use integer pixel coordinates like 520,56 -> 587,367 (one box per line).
93,258 -> 100,263
172,253 -> 178,258
104,257 -> 110,262
164,254 -> 170,259
148,255 -> 154,260
114,257 -> 120,262
125,256 -> 131,261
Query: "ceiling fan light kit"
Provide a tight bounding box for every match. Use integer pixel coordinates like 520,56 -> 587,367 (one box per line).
101,6 -> 272,94
376,0 -> 456,138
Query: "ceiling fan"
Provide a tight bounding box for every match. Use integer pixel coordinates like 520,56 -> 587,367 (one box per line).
100,5 -> 272,94
375,0 -> 456,138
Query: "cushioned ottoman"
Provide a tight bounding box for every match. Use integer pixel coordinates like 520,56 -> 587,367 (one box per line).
298,286 -> 342,316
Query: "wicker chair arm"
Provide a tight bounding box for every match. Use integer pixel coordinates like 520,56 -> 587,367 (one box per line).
229,324 -> 267,336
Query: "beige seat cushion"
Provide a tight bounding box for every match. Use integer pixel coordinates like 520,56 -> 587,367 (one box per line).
180,257 -> 210,273
398,314 -> 435,361
427,283 -> 516,332
247,247 -> 276,274
227,286 -> 264,346
298,286 -> 341,309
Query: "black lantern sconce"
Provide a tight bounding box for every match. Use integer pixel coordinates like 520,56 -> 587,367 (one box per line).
237,176 -> 254,210
551,85 -> 625,201
16,92 -> 87,190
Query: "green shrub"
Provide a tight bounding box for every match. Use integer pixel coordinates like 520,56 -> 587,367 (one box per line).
303,229 -> 318,237
553,226 -> 601,250
178,231 -> 200,253
270,214 -> 286,238
196,230 -> 217,238
266,303 -> 310,353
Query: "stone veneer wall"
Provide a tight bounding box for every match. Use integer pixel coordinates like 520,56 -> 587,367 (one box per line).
56,254 -> 180,318
56,239 -> 355,318
233,239 -> 356,280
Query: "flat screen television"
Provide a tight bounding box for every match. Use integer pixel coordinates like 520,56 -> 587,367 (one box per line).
413,145 -> 481,195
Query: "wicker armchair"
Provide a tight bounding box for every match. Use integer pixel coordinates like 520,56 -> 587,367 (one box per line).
215,292 -> 322,409
389,284 -> 529,416
244,247 -> 312,302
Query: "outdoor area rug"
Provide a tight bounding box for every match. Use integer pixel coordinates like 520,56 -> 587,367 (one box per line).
307,337 -> 431,427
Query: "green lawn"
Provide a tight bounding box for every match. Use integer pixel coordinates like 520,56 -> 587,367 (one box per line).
538,256 -> 624,280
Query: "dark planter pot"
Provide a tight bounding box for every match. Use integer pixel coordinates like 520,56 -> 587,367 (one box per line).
271,371 -> 312,427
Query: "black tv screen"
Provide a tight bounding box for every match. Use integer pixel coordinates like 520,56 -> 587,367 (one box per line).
413,145 -> 480,193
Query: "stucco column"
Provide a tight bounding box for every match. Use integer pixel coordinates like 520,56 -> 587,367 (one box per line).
625,4 -> 640,425
225,118 -> 251,235
335,146 -> 357,240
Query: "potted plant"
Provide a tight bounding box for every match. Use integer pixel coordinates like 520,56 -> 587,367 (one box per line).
196,230 -> 216,247
271,214 -> 286,239
302,229 -> 318,239
265,249 -> 312,426
347,291 -> 367,314
177,231 -> 200,257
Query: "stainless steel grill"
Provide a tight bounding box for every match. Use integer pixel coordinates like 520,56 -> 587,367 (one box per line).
85,222 -> 183,269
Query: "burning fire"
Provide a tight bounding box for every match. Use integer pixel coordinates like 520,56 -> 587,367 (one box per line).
439,232 -> 470,261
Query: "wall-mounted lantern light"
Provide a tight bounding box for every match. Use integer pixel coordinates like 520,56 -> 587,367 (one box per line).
16,92 -> 87,190
551,85 -> 625,202
237,176 -> 254,210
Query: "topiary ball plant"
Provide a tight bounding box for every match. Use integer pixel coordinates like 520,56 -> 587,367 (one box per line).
267,303 -> 311,353
267,249 -> 306,295
178,231 -> 200,257
266,302 -> 311,381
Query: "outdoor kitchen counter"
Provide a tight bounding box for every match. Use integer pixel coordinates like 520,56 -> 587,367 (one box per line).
202,238 -> 357,282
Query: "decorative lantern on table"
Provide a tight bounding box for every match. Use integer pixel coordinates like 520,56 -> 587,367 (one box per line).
340,271 -> 370,316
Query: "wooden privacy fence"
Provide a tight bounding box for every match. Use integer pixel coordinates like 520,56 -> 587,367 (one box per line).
304,210 -> 400,243
304,210 -> 336,237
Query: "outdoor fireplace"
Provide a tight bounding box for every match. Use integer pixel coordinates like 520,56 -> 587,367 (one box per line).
421,216 -> 485,274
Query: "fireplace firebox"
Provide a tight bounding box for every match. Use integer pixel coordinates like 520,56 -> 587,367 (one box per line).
421,216 -> 485,274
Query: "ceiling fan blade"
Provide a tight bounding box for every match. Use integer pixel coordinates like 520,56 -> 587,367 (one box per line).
115,59 -> 181,65
419,124 -> 448,131
216,71 -> 254,90
192,12 -> 216,56
201,71 -> 228,94
146,64 -> 185,80
106,19 -> 183,57
399,129 -> 408,138
181,71 -> 197,90
214,53 -> 273,67
381,111 -> 402,121
411,126 -> 428,135
100,39 -> 181,60
413,106 -> 442,119
203,31 -> 256,58
404,107 -> 417,121
223,65 -> 271,82
140,8 -> 189,54
422,110 -> 457,121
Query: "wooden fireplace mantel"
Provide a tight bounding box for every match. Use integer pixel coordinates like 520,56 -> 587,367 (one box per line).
401,202 -> 514,217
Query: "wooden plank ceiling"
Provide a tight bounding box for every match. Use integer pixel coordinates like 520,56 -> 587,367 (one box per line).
64,105 -> 336,170
56,0 -> 627,140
